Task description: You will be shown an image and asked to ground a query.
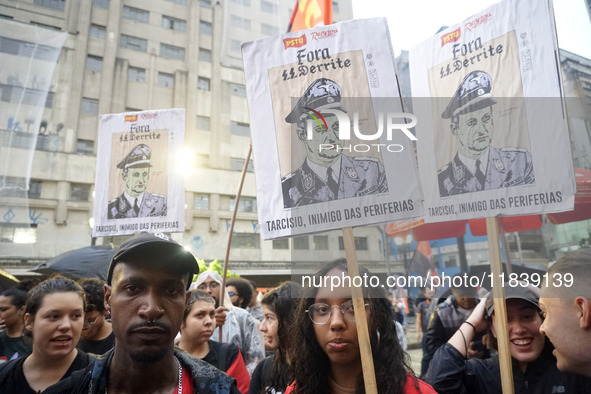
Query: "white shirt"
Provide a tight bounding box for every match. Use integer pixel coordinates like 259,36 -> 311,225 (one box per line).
306,155 -> 342,184
458,148 -> 489,176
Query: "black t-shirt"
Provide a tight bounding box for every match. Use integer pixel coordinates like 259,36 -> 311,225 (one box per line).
0,331 -> 32,363
248,355 -> 287,394
0,350 -> 94,394
77,331 -> 115,356
202,339 -> 239,372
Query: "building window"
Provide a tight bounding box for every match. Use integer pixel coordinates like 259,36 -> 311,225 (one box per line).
128,66 -> 145,82
261,23 -> 279,36
230,121 -> 250,136
158,72 -> 175,87
0,223 -> 37,243
162,15 -> 186,32
199,48 -> 211,62
120,34 -> 147,52
76,139 -> 94,155
196,116 -> 210,130
230,15 -> 251,30
160,43 -> 185,60
29,180 -> 42,198
166,0 -> 187,4
1,85 -> 54,108
261,1 -> 278,13
229,196 -> 257,212
80,98 -> 99,115
93,0 -> 109,9
89,24 -> 106,39
200,0 -> 211,7
583,81 -> 591,90
272,238 -> 289,249
231,0 -> 250,5
0,177 -> 25,197
332,1 -> 339,13
230,83 -> 246,97
123,6 -> 149,23
197,77 -> 210,91
85,55 -> 103,72
70,184 -> 90,201
230,40 -> 242,53
230,157 -> 254,172
294,236 -> 309,250
313,235 -> 328,250
193,194 -> 209,210
34,0 -> 65,10
231,233 -> 260,249
200,20 -> 212,35
338,236 -> 368,250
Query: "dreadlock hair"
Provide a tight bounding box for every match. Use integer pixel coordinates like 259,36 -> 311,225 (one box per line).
289,258 -> 416,394
259,282 -> 302,392
78,278 -> 107,313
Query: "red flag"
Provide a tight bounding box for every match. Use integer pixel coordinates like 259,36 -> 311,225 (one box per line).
409,241 -> 436,277
287,0 -> 332,32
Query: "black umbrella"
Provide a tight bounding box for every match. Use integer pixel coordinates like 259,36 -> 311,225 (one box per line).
31,245 -> 115,281
0,268 -> 19,290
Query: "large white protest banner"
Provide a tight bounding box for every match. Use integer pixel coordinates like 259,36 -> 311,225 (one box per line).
409,0 -> 575,222
92,109 -> 185,237
242,18 -> 424,240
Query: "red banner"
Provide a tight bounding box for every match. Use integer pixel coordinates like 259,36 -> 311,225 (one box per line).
287,0 -> 332,32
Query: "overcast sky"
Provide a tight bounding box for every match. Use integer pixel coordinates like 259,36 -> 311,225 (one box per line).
352,0 -> 591,59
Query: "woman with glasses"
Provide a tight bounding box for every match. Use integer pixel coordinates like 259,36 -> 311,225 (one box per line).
286,259 -> 435,394
0,276 -> 94,393
76,278 -> 114,356
249,282 -> 302,394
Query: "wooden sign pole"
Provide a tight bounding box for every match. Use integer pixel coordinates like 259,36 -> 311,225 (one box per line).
219,144 -> 252,341
342,226 -> 378,394
486,217 -> 514,394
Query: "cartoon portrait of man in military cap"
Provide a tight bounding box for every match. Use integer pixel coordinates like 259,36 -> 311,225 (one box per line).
437,70 -> 535,197
107,143 -> 167,219
281,78 -> 389,208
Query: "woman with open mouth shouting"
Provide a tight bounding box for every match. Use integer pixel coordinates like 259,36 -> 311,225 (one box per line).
0,276 -> 94,393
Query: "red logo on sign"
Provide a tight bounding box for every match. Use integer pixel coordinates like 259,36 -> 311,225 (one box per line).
141,112 -> 157,120
441,27 -> 461,47
464,12 -> 493,32
124,115 -> 138,122
283,34 -> 307,49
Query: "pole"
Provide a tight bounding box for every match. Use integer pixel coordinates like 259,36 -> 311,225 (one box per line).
219,143 -> 252,341
342,227 -> 378,394
486,217 -> 514,394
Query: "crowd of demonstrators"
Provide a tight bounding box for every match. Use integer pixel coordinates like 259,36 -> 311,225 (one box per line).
179,290 -> 250,393
194,271 -> 265,375
421,273 -> 487,377
0,281 -> 34,362
246,280 -> 263,323
286,259 -> 436,394
226,277 -> 254,309
52,232 -> 240,393
426,283 -> 591,393
249,282 -> 302,394
540,248 -> 591,378
76,278 -> 115,356
0,276 -> 94,393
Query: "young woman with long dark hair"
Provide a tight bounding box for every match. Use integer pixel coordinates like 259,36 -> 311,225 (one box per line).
286,259 -> 435,394
249,282 -> 302,394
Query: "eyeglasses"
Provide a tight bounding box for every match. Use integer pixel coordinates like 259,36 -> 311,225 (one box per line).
306,300 -> 369,325
83,315 -> 100,327
197,282 -> 220,291
227,292 -> 239,298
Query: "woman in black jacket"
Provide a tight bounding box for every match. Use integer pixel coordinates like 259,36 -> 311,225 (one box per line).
425,284 -> 591,393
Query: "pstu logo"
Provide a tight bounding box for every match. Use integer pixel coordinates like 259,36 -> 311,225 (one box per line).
441,27 -> 461,47
283,34 -> 307,49
124,115 -> 138,122
305,109 -> 417,153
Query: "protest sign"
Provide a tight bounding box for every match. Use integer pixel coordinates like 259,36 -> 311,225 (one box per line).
92,109 -> 185,237
242,18 -> 424,240
409,0 -> 574,222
